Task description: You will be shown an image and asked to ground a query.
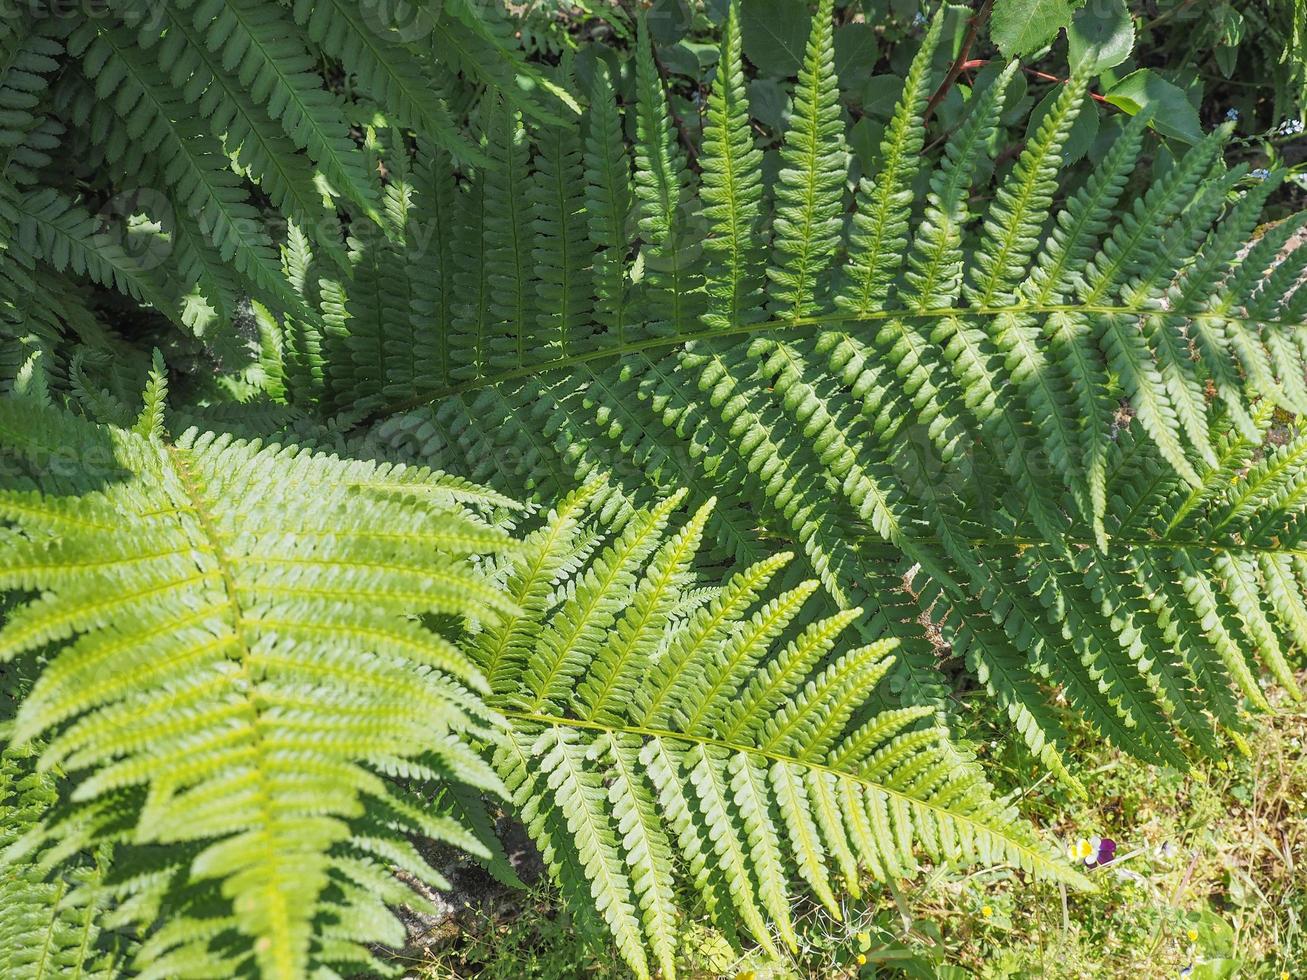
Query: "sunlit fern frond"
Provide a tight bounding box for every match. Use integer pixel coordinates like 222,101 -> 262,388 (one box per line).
474,486 -> 1085,980
0,394 -> 522,978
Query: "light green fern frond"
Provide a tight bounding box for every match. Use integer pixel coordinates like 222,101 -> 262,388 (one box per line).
478,494 -> 1086,980
767,0 -> 845,320
0,394 -> 521,978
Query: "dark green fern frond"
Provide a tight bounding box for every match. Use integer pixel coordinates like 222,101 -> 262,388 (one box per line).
485,99 -> 537,371
0,13 -> 63,188
634,13 -> 703,336
325,2 -> 1307,777
0,0 -> 564,362
291,0 -> 469,160
9,188 -> 180,323
529,113 -> 593,360
69,21 -> 312,326
582,61 -> 635,345
118,0 -> 380,227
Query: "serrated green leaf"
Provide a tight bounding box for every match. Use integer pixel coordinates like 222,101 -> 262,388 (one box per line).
1105,69 -> 1203,144
990,0 -> 1073,58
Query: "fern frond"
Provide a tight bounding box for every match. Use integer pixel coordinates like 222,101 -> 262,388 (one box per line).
485,99 -> 536,370
700,0 -> 763,331
0,397 -> 519,978
343,0 -> 1307,778
437,0 -> 580,124
633,13 -> 703,335
583,61 -> 635,344
291,0 -> 468,160
766,0 -> 845,319
0,744 -> 120,979
0,13 -> 62,187
837,15 -> 941,316
40,0 -> 1307,808
483,498 -> 1085,980
530,115 -> 593,359
10,188 -> 179,322
70,22 -> 312,324
119,0 -> 380,227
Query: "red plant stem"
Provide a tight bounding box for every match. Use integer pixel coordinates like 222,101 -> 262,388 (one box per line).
924,0 -> 993,122
958,59 -> 1113,104
1022,67 -> 1113,103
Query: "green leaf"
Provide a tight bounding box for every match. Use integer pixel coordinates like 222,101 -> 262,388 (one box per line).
835,23 -> 879,86
990,0 -> 1073,58
1189,962 -> 1240,980
1067,0 -> 1134,73
748,77 -> 790,132
647,0 -> 693,44
1104,69 -> 1203,144
861,74 -> 905,119
740,0 -> 812,76
849,116 -> 886,173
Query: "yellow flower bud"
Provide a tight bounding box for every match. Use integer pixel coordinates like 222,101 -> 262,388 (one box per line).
856,953 -> 867,966
1186,928 -> 1198,942
982,905 -> 993,918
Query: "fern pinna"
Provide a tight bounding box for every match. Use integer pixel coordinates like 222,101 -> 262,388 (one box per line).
0,743 -> 119,979
307,5 -> 1307,777
478,483 -> 1083,980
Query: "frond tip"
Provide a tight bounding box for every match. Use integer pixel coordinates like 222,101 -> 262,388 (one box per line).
479,495 -> 1088,980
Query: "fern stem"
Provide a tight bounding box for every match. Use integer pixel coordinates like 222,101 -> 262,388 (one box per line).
501,709 -> 1059,873
369,305 -> 1300,418
923,0 -> 993,121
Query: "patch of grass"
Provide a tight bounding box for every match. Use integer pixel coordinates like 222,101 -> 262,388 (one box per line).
926,682 -> 1307,979
417,683 -> 1307,979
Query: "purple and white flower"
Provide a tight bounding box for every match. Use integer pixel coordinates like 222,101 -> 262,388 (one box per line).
1066,835 -> 1117,867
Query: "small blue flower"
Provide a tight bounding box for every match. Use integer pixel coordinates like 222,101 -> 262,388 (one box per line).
1277,118 -> 1305,136
1252,168 -> 1271,180
1226,108 -> 1239,122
